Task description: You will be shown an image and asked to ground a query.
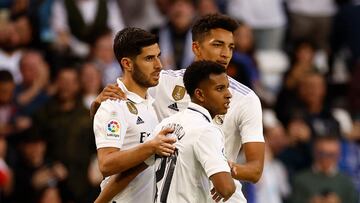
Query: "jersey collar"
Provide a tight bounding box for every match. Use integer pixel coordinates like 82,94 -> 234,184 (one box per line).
117,78 -> 154,104
187,102 -> 212,122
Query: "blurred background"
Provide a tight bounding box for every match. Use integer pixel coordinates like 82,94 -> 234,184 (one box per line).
0,0 -> 359,202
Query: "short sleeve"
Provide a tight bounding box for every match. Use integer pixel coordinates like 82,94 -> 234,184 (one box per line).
238,92 -> 264,143
93,100 -> 128,149
193,127 -> 230,178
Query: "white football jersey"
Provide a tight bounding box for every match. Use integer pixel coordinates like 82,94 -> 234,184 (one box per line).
153,102 -> 231,203
93,79 -> 158,203
149,69 -> 264,203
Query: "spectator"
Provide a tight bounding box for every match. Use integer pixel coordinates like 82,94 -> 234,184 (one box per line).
33,67 -> 96,203
290,136 -> 358,203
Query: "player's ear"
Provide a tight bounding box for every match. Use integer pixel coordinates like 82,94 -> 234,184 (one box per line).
192,42 -> 201,57
120,57 -> 133,72
194,88 -> 205,102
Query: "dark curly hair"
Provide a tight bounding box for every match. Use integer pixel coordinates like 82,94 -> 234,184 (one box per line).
183,60 -> 226,97
192,13 -> 239,42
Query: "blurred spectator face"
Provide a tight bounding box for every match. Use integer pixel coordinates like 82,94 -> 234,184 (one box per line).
93,33 -> 114,64
295,43 -> 315,65
21,140 -> 46,167
0,23 -> 21,51
0,80 -> 15,105
80,63 -> 102,94
314,138 -> 340,174
56,69 -> 80,102
299,74 -> 326,107
20,51 -> 47,86
234,24 -> 254,53
197,0 -> 219,16
265,125 -> 288,155
168,0 -> 195,32
194,28 -> 235,68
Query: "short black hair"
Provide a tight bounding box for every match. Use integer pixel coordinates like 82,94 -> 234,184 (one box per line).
113,27 -> 158,66
0,70 -> 14,83
192,13 -> 238,42
183,60 -> 226,97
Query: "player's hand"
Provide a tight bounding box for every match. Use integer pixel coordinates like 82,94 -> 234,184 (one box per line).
95,83 -> 126,105
211,187 -> 229,202
149,128 -> 176,157
227,161 -> 238,177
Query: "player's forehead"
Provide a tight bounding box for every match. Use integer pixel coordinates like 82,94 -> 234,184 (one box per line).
138,43 -> 161,57
202,28 -> 234,44
201,73 -> 228,87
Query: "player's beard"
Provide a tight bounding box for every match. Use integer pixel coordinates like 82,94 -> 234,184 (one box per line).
132,62 -> 157,88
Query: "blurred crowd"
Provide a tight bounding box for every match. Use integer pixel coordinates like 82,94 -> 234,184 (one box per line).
0,0 -> 359,203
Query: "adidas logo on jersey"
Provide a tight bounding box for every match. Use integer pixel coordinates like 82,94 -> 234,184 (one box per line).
168,103 -> 179,111
136,116 -> 144,124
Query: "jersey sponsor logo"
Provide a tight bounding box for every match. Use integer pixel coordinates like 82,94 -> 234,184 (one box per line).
106,120 -> 121,140
168,102 -> 179,111
140,132 -> 151,143
172,85 -> 186,101
136,116 -> 144,125
214,115 -> 224,125
126,101 -> 138,115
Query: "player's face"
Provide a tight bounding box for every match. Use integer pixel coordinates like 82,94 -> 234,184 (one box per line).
194,28 -> 235,68
200,73 -> 232,117
132,43 -> 162,88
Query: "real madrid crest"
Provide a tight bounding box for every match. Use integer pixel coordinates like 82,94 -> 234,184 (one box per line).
172,85 -> 186,101
214,115 -> 224,125
126,101 -> 138,115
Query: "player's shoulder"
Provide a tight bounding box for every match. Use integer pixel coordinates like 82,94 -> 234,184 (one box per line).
160,69 -> 185,79
95,99 -> 129,118
228,77 -> 260,102
228,76 -> 253,96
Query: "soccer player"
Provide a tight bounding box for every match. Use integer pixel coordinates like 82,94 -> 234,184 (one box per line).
93,14 -> 265,203
93,27 -> 176,203
154,60 -> 235,202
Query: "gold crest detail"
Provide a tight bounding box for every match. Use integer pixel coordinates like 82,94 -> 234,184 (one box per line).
172,85 -> 186,101
126,102 -> 138,115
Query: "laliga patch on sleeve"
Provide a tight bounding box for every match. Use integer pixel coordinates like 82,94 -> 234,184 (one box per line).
106,120 -> 121,140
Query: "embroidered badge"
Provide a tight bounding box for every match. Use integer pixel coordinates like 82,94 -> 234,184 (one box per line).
126,101 -> 138,115
172,85 -> 186,101
106,120 -> 121,140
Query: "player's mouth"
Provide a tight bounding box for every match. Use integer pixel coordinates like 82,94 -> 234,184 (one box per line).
216,60 -> 228,67
152,71 -> 161,80
224,101 -> 230,109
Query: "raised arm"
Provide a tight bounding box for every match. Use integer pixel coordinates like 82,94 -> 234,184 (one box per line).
90,83 -> 126,118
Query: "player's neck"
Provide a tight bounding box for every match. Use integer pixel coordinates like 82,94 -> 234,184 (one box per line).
122,77 -> 148,99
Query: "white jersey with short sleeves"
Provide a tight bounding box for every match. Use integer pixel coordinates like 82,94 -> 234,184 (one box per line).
93,79 -> 158,203
150,69 -> 265,203
153,102 -> 231,203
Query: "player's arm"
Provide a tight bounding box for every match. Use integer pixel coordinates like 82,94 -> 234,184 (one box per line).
232,93 -> 265,183
95,163 -> 148,203
90,83 -> 126,118
210,172 -> 235,202
194,128 -> 236,202
97,127 -> 175,177
230,142 -> 265,183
